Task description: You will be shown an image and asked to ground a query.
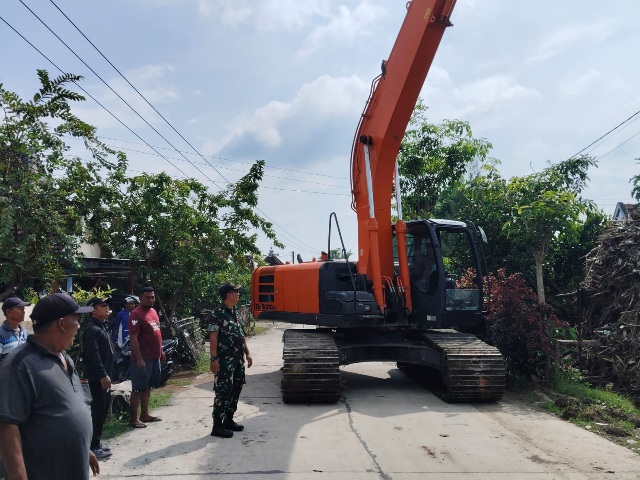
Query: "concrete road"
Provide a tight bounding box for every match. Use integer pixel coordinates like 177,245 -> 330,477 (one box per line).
100,322 -> 640,479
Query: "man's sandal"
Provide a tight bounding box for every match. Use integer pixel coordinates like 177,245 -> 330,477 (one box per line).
129,421 -> 147,428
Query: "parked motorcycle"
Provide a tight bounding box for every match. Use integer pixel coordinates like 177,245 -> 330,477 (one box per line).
113,336 -> 178,385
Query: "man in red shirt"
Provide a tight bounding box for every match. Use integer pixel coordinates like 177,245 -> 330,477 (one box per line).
127,287 -> 164,428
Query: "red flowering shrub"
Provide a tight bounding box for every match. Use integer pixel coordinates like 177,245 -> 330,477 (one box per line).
474,269 -> 561,379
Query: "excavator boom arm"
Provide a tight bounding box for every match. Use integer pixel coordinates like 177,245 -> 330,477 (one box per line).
351,0 -> 456,305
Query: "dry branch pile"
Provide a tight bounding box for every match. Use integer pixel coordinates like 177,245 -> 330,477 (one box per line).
582,215 -> 640,397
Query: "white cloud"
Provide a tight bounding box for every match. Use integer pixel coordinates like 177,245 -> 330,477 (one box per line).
71,64 -> 180,132
196,0 -> 385,58
525,20 -> 615,64
423,67 -> 540,123
202,74 -> 368,155
558,69 -> 603,97
111,64 -> 179,104
296,1 -> 386,58
198,0 -> 330,30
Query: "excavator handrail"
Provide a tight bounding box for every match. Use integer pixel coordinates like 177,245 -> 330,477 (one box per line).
327,211 -> 358,292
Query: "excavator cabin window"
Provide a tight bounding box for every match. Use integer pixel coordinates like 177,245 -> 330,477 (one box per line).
406,234 -> 438,295
393,221 -> 482,314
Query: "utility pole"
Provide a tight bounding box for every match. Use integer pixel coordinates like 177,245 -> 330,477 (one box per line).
291,251 -> 295,264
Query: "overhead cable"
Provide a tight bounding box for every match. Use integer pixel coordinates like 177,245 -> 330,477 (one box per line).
22,1 -> 321,253
20,0 -> 224,190
0,14 -> 190,179
569,109 -> 640,160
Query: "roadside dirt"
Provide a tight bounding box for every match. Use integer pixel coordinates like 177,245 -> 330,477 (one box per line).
512,387 -> 640,455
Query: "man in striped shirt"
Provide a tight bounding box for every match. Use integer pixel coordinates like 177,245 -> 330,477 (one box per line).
0,297 -> 30,363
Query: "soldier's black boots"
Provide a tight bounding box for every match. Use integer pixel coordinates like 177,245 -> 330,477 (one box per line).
223,418 -> 244,431
211,418 -> 233,438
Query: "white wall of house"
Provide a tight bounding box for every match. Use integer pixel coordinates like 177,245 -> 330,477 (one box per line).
80,242 -> 102,258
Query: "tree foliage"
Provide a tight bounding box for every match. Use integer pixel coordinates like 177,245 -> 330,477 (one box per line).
88,166 -> 281,323
547,205 -> 608,294
329,248 -> 352,260
501,156 -> 596,304
397,99 -> 492,219
632,158 -> 640,201
435,157 -> 604,301
1,70 -> 280,320
0,70 -> 125,299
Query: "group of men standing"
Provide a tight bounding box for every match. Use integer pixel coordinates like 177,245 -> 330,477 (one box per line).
0,285 -> 172,479
0,282 -> 252,479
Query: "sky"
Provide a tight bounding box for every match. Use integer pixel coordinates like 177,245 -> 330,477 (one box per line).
2,0 -> 639,262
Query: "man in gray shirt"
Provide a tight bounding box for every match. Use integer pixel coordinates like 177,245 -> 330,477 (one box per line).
0,297 -> 31,363
0,293 -> 99,480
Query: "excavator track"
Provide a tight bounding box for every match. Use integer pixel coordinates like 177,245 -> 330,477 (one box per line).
281,329 -> 341,403
423,330 -> 505,402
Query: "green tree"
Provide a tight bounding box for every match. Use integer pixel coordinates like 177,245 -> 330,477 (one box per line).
631,158 -> 640,201
448,157 -> 601,300
89,166 -> 281,324
547,205 -> 608,294
329,248 -> 352,260
502,156 -> 596,304
435,159 -> 527,275
397,99 -> 492,219
0,70 -> 125,299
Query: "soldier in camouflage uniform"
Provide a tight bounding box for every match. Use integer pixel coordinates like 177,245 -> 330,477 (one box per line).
208,283 -> 253,438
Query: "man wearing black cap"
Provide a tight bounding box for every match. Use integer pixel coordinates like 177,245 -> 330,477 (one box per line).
82,297 -> 115,460
0,297 -> 31,363
208,283 -> 253,438
0,293 -> 99,480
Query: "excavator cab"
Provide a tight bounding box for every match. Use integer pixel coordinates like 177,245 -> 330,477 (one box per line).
393,219 -> 485,328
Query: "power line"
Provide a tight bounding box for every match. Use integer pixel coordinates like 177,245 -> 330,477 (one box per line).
100,143 -> 349,190
99,135 -> 347,180
19,0 -> 224,191
16,1 -> 321,254
569,109 -> 640,160
584,114 -> 640,157
1,14 -> 319,255
0,14 -> 190,179
47,0 -> 230,185
44,0 -> 321,253
594,129 -> 640,161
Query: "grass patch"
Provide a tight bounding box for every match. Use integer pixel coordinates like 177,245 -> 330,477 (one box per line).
102,417 -> 130,440
552,371 -> 636,412
252,324 -> 268,335
166,378 -> 191,388
195,351 -> 211,374
149,391 -> 172,409
534,368 -> 640,453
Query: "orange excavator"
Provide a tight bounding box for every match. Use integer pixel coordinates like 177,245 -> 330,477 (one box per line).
251,0 -> 505,402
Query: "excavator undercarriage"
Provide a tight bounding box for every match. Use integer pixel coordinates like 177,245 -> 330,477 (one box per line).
281,328 -> 505,403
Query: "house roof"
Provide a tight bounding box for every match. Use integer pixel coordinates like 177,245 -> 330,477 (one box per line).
614,202 -> 638,220
263,254 -> 284,266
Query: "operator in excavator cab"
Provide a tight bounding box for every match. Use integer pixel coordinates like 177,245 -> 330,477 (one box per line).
409,236 -> 438,294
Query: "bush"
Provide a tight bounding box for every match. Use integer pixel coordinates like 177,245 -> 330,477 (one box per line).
482,269 -> 564,380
